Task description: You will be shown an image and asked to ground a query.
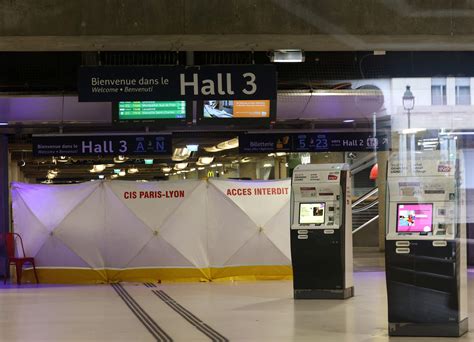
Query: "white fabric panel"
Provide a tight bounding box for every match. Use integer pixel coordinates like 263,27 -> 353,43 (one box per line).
105,181 -> 198,231
262,201 -> 292,261
34,236 -> 90,267
127,236 -> 196,267
11,182 -> 99,232
207,182 -> 258,267
11,194 -> 50,258
225,232 -> 291,266
103,185 -> 154,268
159,181 -> 208,268
209,179 -> 291,227
12,179 -> 292,272
54,187 -> 106,269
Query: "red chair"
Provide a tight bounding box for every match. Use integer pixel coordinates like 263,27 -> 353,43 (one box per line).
3,233 -> 39,285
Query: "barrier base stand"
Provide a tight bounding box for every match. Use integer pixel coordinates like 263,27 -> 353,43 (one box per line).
294,286 -> 354,299
388,319 -> 468,337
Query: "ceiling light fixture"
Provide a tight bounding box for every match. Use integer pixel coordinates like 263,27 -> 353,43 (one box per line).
162,167 -> 172,173
118,170 -> 126,177
196,156 -> 214,166
114,156 -> 127,163
270,49 -> 305,63
172,147 -> 191,161
174,162 -> 188,170
128,168 -> 139,174
90,164 -> 106,173
204,138 -> 239,153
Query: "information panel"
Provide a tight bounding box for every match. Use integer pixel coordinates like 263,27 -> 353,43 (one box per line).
239,132 -> 390,153
118,101 -> 187,120
32,134 -> 172,156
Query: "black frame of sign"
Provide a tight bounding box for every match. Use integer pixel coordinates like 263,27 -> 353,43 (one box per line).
196,99 -> 277,127
112,100 -> 193,126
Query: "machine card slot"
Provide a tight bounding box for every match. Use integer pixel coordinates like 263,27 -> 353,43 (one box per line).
297,235 -> 308,239
297,230 -> 308,234
323,229 -> 334,234
396,247 -> 410,254
396,241 -> 410,247
433,241 -> 447,247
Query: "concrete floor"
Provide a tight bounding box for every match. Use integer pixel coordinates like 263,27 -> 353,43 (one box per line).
0,251 -> 472,341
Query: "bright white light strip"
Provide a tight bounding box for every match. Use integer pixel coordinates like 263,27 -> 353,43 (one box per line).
400,128 -> 426,134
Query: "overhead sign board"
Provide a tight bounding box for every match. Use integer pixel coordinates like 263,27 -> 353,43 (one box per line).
238,132 -> 390,153
32,134 -> 172,156
78,65 -> 277,102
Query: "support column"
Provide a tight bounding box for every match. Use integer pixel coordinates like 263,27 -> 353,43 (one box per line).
0,135 -> 9,277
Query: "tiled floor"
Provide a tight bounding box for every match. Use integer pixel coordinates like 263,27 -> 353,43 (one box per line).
0,251 -> 472,341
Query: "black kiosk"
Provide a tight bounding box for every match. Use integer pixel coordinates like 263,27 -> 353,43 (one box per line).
385,150 -> 468,336
290,164 -> 354,299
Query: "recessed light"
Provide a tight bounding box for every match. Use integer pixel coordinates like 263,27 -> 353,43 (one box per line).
343,119 -> 355,123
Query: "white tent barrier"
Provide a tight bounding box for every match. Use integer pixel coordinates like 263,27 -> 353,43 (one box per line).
11,179 -> 291,283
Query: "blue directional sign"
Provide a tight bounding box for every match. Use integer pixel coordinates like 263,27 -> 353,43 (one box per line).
32,134 -> 172,156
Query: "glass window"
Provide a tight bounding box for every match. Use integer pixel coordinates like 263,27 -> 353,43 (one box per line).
455,77 -> 470,105
431,77 -> 447,105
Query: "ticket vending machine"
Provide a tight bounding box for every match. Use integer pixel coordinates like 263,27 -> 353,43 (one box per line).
386,150 -> 468,336
290,164 -> 354,299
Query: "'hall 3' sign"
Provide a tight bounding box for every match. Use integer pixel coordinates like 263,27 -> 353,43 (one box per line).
32,134 -> 172,156
78,65 -> 277,102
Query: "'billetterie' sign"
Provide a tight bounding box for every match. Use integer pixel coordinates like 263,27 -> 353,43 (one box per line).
78,65 -> 277,102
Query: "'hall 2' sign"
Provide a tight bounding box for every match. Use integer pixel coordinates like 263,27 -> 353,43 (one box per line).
78,65 -> 277,102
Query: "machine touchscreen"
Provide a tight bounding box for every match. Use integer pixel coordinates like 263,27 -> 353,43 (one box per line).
299,203 -> 325,224
396,203 -> 433,233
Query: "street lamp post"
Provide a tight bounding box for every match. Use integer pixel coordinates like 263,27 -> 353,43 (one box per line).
402,85 -> 415,128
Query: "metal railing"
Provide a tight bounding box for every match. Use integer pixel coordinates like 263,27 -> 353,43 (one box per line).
352,186 -> 379,234
352,187 -> 378,208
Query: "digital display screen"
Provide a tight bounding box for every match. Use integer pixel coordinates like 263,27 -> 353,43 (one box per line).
203,100 -> 270,119
396,203 -> 433,233
118,101 -> 187,120
299,202 -> 325,224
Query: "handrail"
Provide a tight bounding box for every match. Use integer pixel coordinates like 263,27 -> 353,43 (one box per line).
352,187 -> 378,208
352,199 -> 379,213
352,215 -> 379,234
350,152 -> 377,175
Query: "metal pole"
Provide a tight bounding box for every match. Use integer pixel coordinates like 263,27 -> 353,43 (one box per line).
407,109 -> 411,129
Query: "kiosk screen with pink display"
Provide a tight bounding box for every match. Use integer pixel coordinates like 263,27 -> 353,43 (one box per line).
396,203 -> 433,233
